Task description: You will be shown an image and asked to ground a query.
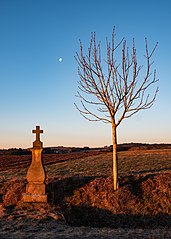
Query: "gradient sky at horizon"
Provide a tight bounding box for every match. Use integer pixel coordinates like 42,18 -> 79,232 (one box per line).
0,0 -> 170,149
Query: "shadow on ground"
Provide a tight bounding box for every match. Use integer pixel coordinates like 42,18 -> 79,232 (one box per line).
46,175 -> 100,203
64,205 -> 171,229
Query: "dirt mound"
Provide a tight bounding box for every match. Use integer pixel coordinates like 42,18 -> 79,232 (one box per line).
0,173 -> 170,228
62,173 -> 171,228
1,178 -> 26,207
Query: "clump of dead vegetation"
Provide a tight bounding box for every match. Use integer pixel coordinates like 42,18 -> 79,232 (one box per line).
1,178 -> 26,207
61,173 -> 171,228
0,173 -> 170,229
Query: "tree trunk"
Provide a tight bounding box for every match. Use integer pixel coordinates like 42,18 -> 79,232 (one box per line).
112,121 -> 119,191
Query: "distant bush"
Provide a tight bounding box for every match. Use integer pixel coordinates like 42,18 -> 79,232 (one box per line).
4,148 -> 31,155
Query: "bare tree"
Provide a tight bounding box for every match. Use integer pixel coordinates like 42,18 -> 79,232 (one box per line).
75,29 -> 158,190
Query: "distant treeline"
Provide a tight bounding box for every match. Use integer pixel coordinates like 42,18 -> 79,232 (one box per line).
0,148 -> 31,155
116,143 -> 171,152
0,146 -> 91,155
0,143 -> 171,155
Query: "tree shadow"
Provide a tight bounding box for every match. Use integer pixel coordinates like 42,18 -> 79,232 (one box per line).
117,174 -> 153,198
63,205 -> 171,229
0,194 -> 3,203
120,172 -> 171,199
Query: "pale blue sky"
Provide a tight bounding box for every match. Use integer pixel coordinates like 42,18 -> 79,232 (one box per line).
0,0 -> 170,149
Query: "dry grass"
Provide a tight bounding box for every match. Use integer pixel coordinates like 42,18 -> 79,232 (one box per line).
0,149 -> 170,181
45,149 -> 171,178
0,149 -> 171,238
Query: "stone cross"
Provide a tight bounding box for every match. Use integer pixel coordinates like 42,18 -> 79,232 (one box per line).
32,126 -> 43,149
32,126 -> 43,142
22,125 -> 47,203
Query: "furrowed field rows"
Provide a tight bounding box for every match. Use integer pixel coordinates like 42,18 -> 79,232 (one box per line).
0,151 -> 101,171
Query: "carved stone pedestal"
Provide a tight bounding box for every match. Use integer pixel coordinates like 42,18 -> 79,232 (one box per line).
23,126 -> 47,203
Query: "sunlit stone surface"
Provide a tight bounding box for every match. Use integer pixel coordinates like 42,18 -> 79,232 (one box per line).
23,126 -> 47,203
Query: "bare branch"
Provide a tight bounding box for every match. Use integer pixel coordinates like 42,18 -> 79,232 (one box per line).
74,102 -> 111,123
75,29 -> 158,128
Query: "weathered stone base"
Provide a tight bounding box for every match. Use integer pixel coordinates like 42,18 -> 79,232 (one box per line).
22,193 -> 47,203
22,182 -> 47,203
26,183 -> 46,195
